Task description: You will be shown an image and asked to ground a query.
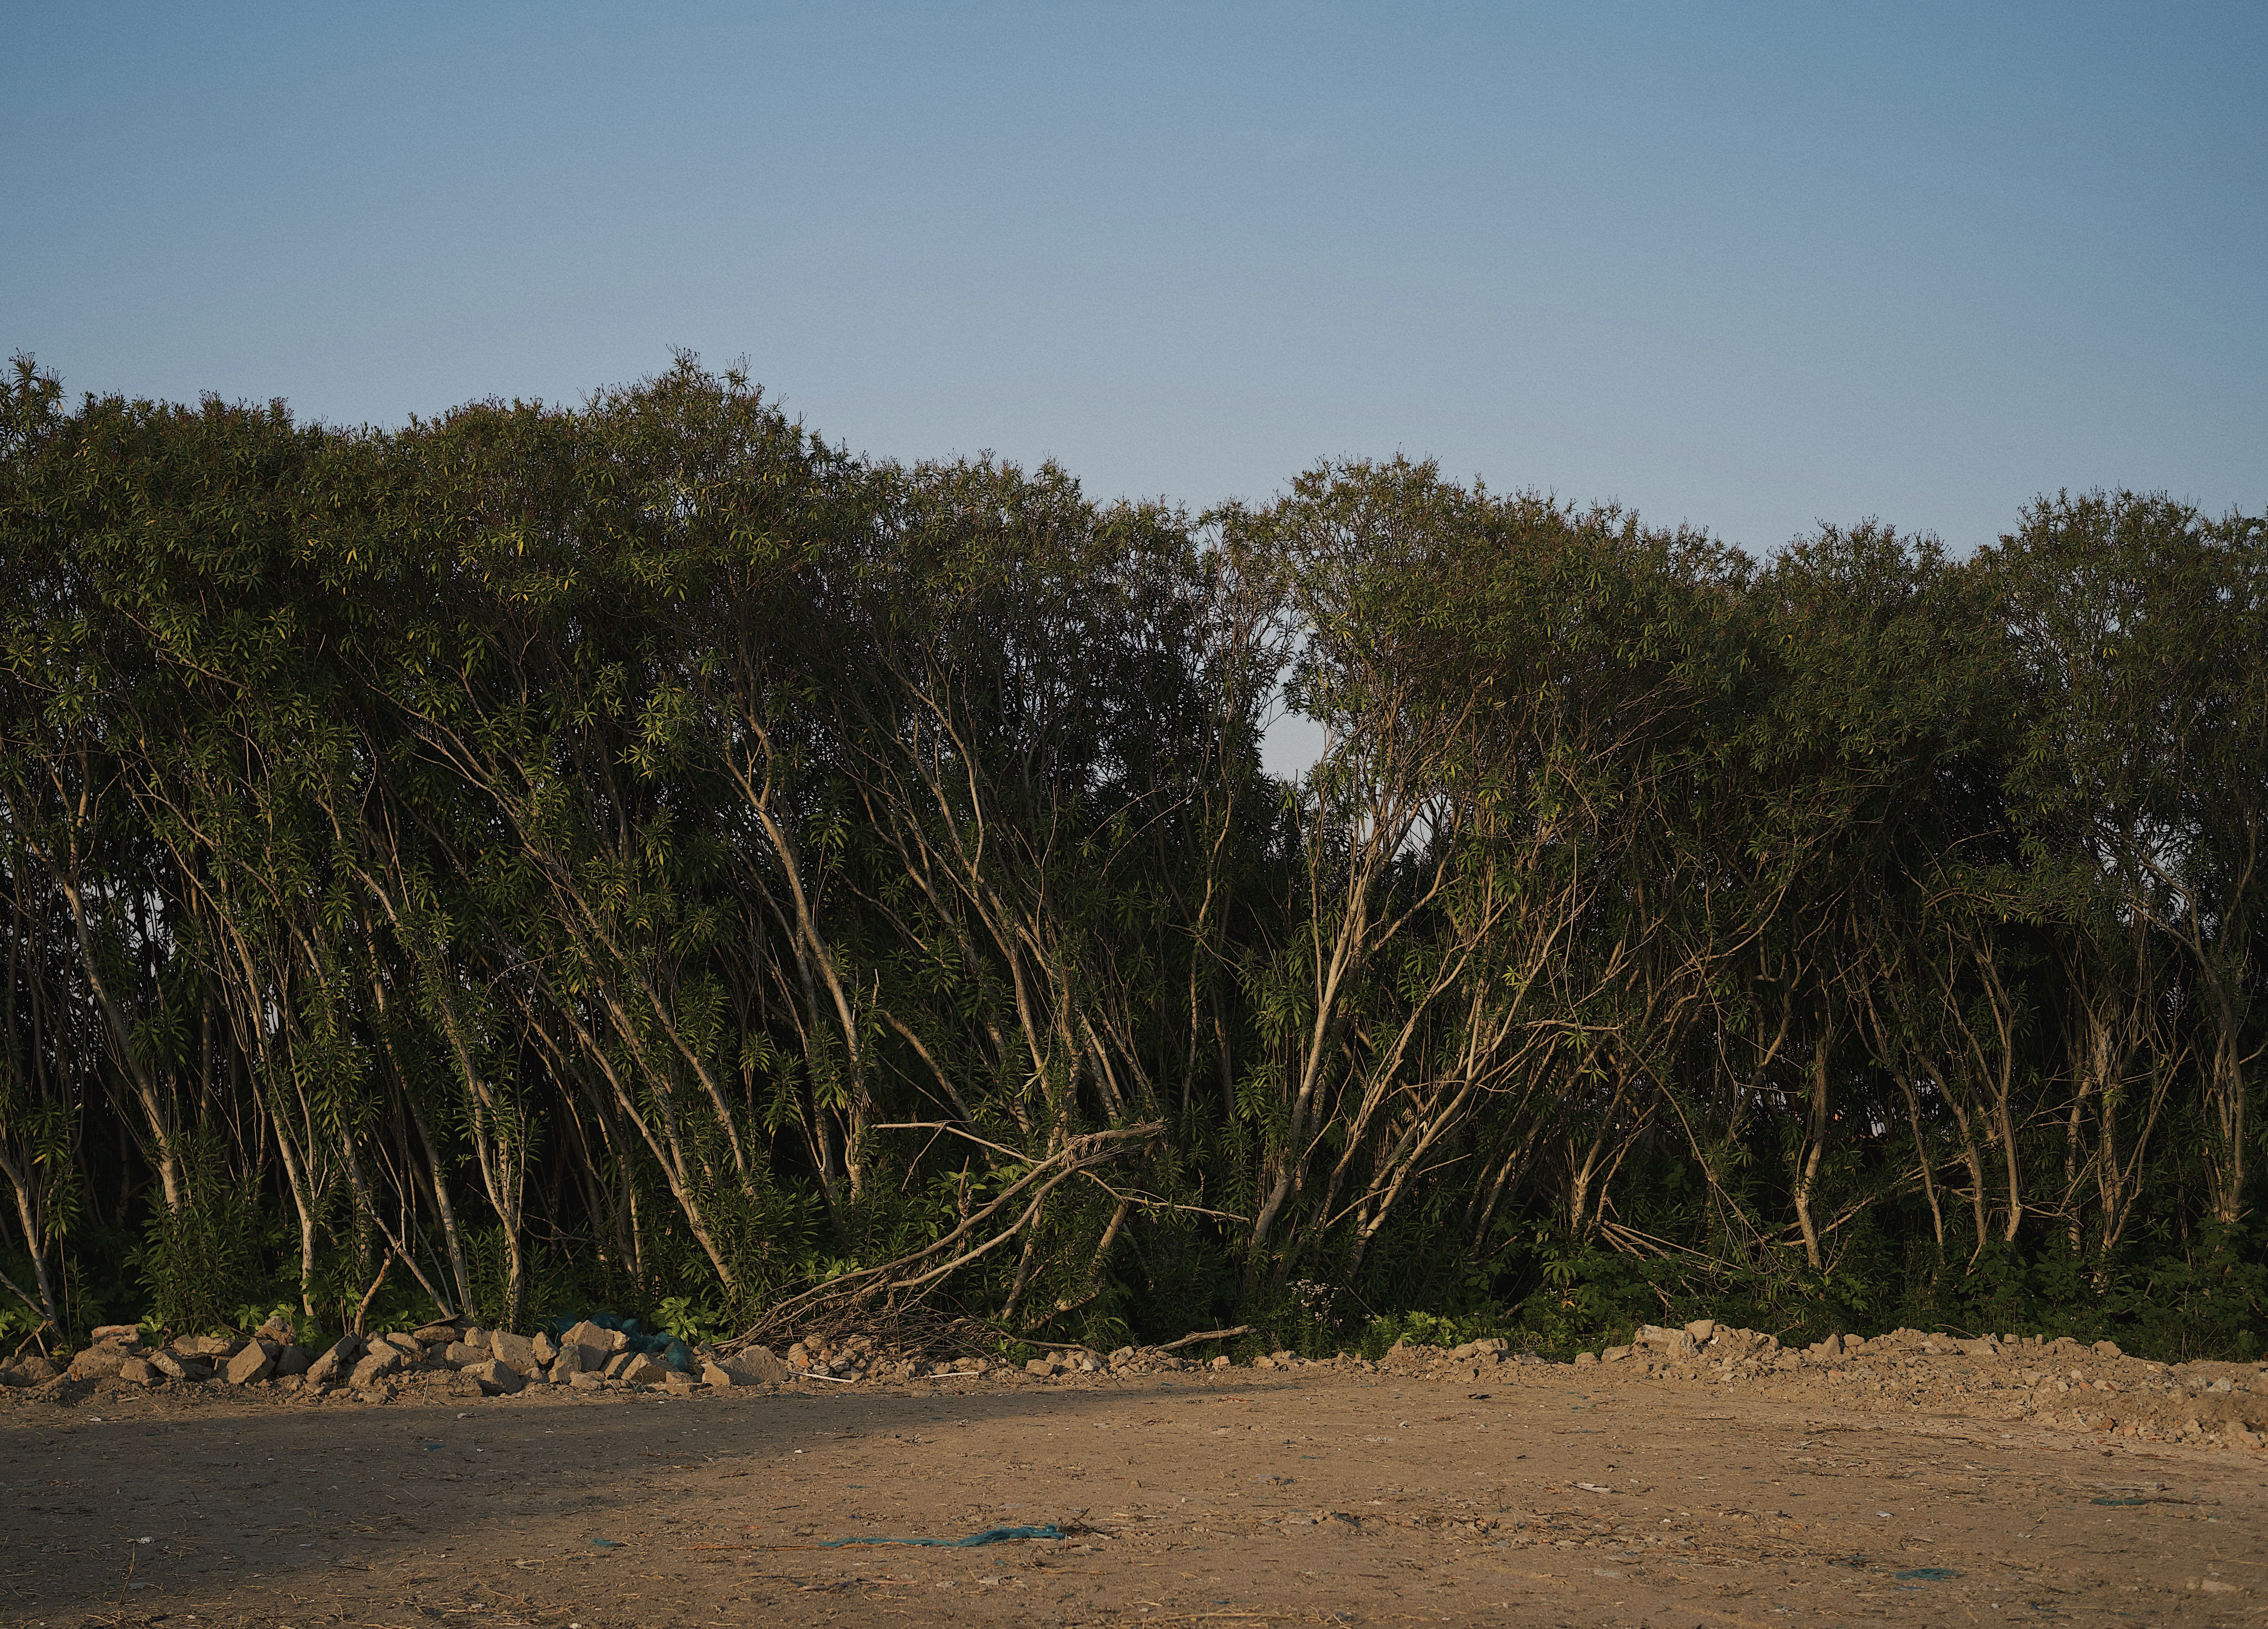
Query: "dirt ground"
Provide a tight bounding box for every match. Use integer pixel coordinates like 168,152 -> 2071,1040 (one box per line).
4,1352 -> 2265,1628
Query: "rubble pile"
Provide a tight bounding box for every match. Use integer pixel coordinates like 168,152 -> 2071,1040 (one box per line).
8,1315 -> 789,1401
6,1312 -> 2265,1450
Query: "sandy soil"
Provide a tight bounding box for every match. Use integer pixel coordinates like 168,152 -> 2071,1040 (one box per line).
4,1351 -> 2265,1627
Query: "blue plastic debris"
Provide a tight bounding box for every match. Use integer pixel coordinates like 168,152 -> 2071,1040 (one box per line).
821,1525 -> 1067,1549
547,1310 -> 694,1374
1894,1567 -> 1961,1581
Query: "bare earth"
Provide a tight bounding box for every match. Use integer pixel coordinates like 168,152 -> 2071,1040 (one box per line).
5,1353 -> 2265,1628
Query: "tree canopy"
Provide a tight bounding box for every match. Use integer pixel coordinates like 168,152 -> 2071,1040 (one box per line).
3,354 -> 2262,1360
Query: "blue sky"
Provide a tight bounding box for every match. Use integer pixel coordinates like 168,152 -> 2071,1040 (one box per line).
9,2 -> 2262,564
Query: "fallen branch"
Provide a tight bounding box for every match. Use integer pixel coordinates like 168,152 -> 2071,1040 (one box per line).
1156,1325 -> 1253,1353
724,1122 -> 1165,1353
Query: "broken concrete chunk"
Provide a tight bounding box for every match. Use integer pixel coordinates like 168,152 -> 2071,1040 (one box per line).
532,1331 -> 558,1365
619,1352 -> 670,1386
68,1348 -> 122,1382
466,1357 -> 525,1395
118,1355 -> 157,1386
564,1320 -> 628,1370
305,1334 -> 364,1388
442,1341 -> 484,1368
224,1339 -> 277,1385
489,1330 -> 538,1375
274,1343 -> 309,1377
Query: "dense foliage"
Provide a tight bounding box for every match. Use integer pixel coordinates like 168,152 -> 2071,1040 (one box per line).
3,354 -> 2263,1360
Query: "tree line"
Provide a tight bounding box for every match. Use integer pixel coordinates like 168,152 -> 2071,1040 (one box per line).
3,354 -> 2262,1359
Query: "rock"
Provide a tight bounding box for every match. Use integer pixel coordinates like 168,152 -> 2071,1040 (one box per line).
1635,1325 -> 1699,1356
12,1353 -> 65,1384
603,1352 -> 633,1379
490,1331 -> 539,1375
1211,1354 -> 1232,1370
568,1370 -> 604,1392
66,1349 -> 120,1382
1025,1357 -> 1057,1376
552,1343 -> 585,1379
532,1332 -> 558,1365
701,1360 -> 737,1388
150,1350 -> 211,1382
225,1339 -> 277,1385
1574,1351 -> 1597,1367
663,1370 -> 698,1395
718,1346 -> 788,1386
376,1332 -> 424,1363
305,1334 -> 364,1388
175,1335 -> 240,1359
258,1313 -> 296,1343
442,1341 -> 484,1368
119,1356 -> 157,1386
349,1349 -> 402,1388
461,1326 -> 489,1350
275,1343 -> 310,1377
2093,1340 -> 2125,1360
412,1321 -> 461,1346
619,1352 -> 671,1386
564,1320 -> 626,1369
1602,1346 -> 1631,1362
1685,1319 -> 1716,1341
90,1323 -> 142,1342
466,1357 -> 525,1395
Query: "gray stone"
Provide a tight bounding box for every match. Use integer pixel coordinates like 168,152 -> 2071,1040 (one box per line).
305,1334 -> 364,1388
490,1330 -> 538,1375
175,1335 -> 240,1359
532,1331 -> 558,1365
151,1350 -> 212,1382
412,1321 -> 461,1346
349,1349 -> 402,1388
376,1332 -> 423,1363
442,1341 -> 483,1368
568,1369 -> 605,1392
719,1346 -> 788,1386
1634,1324 -> 1699,1356
619,1352 -> 670,1386
225,1339 -> 277,1385
564,1320 -> 626,1370
603,1352 -> 634,1379
66,1349 -> 120,1382
663,1369 -> 698,1395
466,1357 -> 525,1395
274,1343 -> 309,1377
552,1342 -> 585,1379
118,1355 -> 157,1386
701,1359 -> 737,1388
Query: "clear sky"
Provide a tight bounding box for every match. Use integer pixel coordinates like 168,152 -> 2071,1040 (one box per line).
8,2 -> 2262,563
